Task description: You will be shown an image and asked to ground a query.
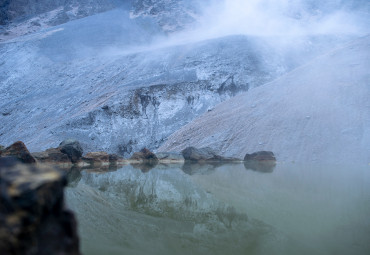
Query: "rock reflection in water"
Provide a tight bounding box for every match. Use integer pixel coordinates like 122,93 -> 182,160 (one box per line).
131,161 -> 158,172
244,160 -> 276,173
65,164 -> 301,255
65,163 -> 370,255
182,162 -> 240,175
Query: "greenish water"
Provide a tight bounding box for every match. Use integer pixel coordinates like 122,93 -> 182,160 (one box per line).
65,163 -> 370,255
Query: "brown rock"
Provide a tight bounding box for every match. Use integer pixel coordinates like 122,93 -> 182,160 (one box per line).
82,152 -> 110,167
32,148 -> 71,165
130,148 -> 158,163
1,141 -> 36,164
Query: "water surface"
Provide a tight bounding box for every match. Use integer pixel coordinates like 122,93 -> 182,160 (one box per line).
65,162 -> 370,255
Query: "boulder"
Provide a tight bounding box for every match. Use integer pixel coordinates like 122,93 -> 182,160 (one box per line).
108,154 -> 125,165
156,152 -> 184,163
130,148 -> 158,163
1,141 -> 36,164
130,148 -> 158,172
0,158 -> 80,254
32,148 -> 71,165
243,151 -> 276,173
82,152 -> 109,167
181,147 -> 240,162
58,139 -> 83,163
244,151 -> 276,161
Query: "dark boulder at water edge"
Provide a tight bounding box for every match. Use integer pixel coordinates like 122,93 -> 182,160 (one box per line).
32,147 -> 71,165
181,147 -> 240,162
0,158 -> 80,254
130,148 -> 159,163
1,141 -> 36,164
130,148 -> 159,172
59,139 -> 83,163
244,151 -> 276,173
244,151 -> 276,161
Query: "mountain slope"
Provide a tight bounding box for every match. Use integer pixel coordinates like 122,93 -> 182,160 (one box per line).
159,36 -> 370,164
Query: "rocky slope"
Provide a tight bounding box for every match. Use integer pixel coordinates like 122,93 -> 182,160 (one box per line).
159,36 -> 370,164
0,20 -> 345,157
0,0 -> 129,41
0,1 -> 368,157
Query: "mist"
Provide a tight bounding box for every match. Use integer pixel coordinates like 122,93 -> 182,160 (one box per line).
162,0 -> 370,46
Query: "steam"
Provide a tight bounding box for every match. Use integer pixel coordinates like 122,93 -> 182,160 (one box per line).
165,0 -> 369,45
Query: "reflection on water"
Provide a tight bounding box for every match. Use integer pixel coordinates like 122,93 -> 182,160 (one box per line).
243,160 -> 276,173
65,163 -> 370,255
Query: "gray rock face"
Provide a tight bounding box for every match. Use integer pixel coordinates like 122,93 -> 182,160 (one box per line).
0,0 -> 127,41
59,139 -> 83,163
159,36 -> 370,164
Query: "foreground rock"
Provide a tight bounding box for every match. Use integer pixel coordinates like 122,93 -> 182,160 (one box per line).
0,158 -> 80,254
181,147 -> 240,162
1,141 -> 36,164
59,139 -> 83,163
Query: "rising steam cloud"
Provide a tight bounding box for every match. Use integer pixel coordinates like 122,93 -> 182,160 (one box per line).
168,0 -> 369,44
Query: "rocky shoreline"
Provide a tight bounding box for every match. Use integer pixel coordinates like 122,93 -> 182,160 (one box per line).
0,139 -> 276,173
